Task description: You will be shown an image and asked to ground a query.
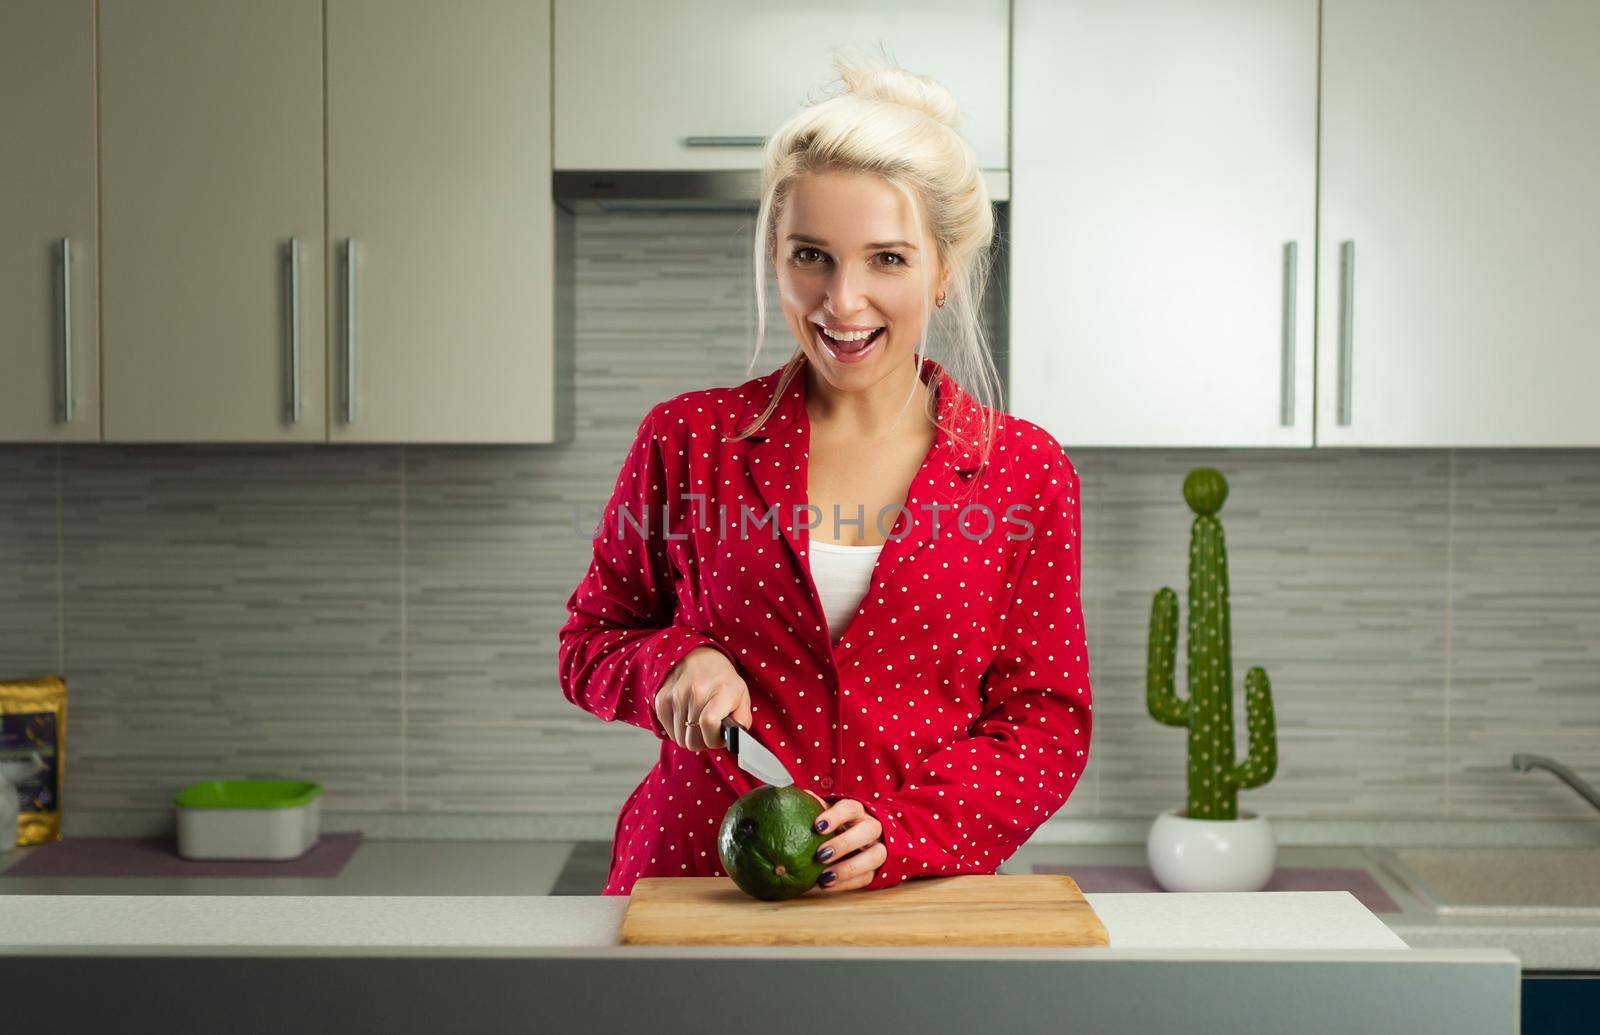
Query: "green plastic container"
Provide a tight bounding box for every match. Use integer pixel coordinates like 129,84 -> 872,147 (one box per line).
174,780 -> 324,860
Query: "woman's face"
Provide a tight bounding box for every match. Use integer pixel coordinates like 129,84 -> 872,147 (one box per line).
773,170 -> 950,391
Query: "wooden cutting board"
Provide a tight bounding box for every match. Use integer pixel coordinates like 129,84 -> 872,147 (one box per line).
618,874 -> 1110,946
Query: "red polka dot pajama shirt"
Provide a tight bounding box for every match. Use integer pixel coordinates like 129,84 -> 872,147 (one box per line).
558,356 -> 1093,895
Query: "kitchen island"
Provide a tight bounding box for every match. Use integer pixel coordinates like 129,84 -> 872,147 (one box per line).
1,889 -> 1517,1034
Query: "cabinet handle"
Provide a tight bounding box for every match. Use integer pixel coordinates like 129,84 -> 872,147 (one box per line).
1337,240 -> 1355,426
683,135 -> 766,148
343,238 -> 357,424
57,238 -> 74,424
283,238 -> 302,424
1280,241 -> 1297,427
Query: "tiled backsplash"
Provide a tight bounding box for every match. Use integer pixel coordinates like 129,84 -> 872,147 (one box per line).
2,212 -> 1597,839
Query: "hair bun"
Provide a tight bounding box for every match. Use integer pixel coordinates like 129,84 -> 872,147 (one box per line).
833,49 -> 961,129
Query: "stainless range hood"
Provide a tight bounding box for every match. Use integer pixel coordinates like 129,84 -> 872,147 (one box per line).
553,169 -> 1011,214
553,170 -> 764,214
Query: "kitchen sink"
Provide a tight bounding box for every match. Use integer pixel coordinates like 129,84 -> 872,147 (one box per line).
1372,846 -> 1600,917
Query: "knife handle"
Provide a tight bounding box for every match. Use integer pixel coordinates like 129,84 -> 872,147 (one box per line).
721,717 -> 740,755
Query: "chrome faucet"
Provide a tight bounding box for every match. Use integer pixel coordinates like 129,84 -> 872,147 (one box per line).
1511,753 -> 1600,815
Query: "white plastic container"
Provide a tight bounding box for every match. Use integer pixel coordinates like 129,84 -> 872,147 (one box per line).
174,780 -> 323,860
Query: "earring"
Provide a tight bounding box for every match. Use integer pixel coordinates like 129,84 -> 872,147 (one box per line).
935,294 -> 947,308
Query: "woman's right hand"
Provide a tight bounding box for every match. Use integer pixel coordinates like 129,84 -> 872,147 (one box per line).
654,647 -> 753,751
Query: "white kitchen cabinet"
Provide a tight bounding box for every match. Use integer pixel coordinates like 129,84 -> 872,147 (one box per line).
1316,0 -> 1600,446
553,0 -> 1009,174
0,0 -> 101,443
327,0 -> 567,444
98,0 -> 327,442
1009,0 -> 1319,448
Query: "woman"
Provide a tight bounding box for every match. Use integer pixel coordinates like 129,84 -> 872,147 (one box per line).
558,52 -> 1092,896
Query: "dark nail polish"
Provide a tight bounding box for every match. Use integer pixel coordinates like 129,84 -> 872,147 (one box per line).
815,846 -> 834,863
815,819 -> 829,833
818,870 -> 836,886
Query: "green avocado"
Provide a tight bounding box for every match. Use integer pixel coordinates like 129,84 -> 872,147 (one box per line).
717,785 -> 830,900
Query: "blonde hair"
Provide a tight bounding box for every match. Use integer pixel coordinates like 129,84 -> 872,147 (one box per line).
727,44 -> 1003,478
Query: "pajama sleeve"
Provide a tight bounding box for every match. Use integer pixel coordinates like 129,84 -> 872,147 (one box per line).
557,405 -> 737,737
857,471 -> 1093,889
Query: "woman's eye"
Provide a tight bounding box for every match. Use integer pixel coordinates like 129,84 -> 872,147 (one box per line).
791,248 -> 906,267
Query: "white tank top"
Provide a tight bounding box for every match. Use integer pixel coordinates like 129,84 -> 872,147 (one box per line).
807,538 -> 883,644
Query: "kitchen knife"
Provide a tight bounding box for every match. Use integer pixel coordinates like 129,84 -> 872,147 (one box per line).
720,717 -> 795,787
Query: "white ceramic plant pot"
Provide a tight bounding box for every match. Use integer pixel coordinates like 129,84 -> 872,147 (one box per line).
1147,805 -> 1277,892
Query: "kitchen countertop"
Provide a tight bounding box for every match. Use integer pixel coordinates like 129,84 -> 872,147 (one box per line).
0,888 -> 1408,953
2,838 -> 1595,969
0,839 -> 1532,1034
0,893 -> 1516,1035
1005,843 -> 1600,972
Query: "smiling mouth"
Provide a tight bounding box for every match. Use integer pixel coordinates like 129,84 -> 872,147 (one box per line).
813,324 -> 886,359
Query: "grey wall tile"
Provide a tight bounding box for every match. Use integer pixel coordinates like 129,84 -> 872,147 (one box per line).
1449,450 -> 1600,737
56,445 -> 404,812
0,448 -> 59,678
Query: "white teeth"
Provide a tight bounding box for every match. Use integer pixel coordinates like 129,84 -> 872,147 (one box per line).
818,325 -> 883,342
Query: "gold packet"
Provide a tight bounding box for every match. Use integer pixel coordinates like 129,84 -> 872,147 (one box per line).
1,674 -> 67,846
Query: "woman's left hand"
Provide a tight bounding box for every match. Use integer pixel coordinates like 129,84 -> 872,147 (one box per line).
800,789 -> 887,893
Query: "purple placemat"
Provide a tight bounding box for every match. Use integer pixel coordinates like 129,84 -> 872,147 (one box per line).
1034,863 -> 1402,914
1,831 -> 363,879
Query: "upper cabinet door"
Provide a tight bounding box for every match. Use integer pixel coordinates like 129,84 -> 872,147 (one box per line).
553,0 -> 1009,172
1009,0 -> 1319,447
98,0 -> 326,442
327,0 -> 559,444
0,0 -> 100,443
1317,0 -> 1600,446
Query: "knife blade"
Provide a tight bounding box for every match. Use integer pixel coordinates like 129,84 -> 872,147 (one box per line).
721,717 -> 795,787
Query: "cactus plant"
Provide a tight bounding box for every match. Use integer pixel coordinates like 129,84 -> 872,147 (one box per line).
1147,468 -> 1278,820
